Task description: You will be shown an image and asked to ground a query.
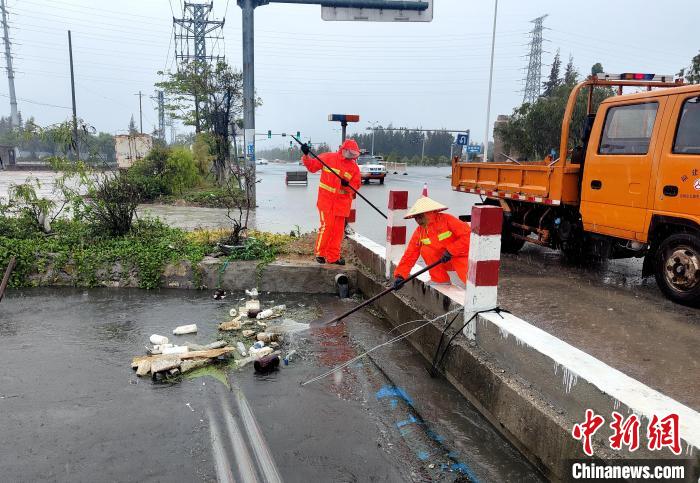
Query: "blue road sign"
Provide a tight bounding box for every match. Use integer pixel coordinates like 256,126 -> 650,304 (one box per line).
467,144 -> 481,154
456,133 -> 470,146
247,143 -> 254,155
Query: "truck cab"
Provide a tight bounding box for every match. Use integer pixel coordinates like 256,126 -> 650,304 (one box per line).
452,74 -> 700,306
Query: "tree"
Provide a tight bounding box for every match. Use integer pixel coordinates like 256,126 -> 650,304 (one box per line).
564,54 -> 578,85
128,115 -> 138,135
543,50 -> 562,97
591,62 -> 604,76
682,51 -> 700,84
157,60 -> 260,182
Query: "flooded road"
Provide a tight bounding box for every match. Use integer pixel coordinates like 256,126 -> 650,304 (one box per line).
0,288 -> 542,482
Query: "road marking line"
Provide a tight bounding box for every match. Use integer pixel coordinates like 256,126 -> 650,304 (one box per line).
220,395 -> 260,483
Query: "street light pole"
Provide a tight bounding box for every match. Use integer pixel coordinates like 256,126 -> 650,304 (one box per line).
241,0 -> 257,203
483,0 -> 498,163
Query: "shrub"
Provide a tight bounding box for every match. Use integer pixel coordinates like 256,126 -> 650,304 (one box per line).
83,172 -> 141,236
164,147 -> 200,195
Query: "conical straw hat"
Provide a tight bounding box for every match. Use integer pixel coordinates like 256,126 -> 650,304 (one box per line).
404,196 -> 448,219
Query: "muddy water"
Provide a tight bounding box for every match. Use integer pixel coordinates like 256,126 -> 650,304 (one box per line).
0,288 -> 542,482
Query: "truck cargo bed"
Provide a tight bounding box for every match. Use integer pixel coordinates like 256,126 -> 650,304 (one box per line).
451,161 -> 582,206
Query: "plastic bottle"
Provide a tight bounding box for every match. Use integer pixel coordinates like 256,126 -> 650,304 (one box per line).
253,341 -> 265,349
236,342 -> 247,357
283,350 -> 296,366
172,324 -> 197,335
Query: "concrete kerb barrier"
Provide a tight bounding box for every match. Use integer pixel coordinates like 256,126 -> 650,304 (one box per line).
347,231 -> 700,479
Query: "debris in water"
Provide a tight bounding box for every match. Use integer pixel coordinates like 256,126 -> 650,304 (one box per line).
213,289 -> 226,300
219,317 -> 242,331
242,329 -> 256,338
173,324 -> 198,335
256,332 -> 281,343
150,334 -> 169,345
206,340 -> 227,349
283,350 -> 296,366
236,342 -> 247,356
254,354 -> 280,373
229,308 -> 238,317
256,308 -> 274,320
245,288 -> 259,299
186,402 -> 195,412
249,346 -> 273,359
162,345 -> 189,355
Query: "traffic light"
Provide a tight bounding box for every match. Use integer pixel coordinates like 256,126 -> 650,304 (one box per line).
267,130 -> 271,139
289,141 -> 293,148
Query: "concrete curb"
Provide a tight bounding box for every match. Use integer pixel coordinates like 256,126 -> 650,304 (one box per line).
348,234 -> 699,481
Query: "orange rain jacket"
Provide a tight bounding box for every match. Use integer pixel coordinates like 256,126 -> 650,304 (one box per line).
394,212 -> 471,281
302,139 -> 362,218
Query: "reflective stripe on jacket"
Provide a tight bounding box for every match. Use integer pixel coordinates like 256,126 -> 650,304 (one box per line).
302,140 -> 361,217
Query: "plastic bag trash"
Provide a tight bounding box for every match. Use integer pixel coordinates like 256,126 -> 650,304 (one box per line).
162,345 -> 189,355
242,329 -> 256,338
236,342 -> 247,357
150,334 -> 169,345
245,288 -> 259,299
248,346 -> 273,359
173,324 -> 197,335
254,354 -> 280,373
256,308 -> 274,320
219,318 -> 242,331
256,332 -> 280,343
253,341 -> 265,349
271,304 -> 286,312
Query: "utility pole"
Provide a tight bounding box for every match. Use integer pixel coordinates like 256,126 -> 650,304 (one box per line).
522,14 -> 548,104
157,91 -> 165,140
483,0 -> 498,163
0,0 -> 17,128
135,91 -> 143,134
68,30 -> 79,161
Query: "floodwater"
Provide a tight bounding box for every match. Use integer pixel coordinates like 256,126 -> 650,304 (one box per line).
0,289 -> 543,482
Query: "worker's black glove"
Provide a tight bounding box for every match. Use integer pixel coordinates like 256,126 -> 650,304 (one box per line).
440,251 -> 452,263
392,276 -> 405,290
300,143 -> 311,155
340,179 -> 350,187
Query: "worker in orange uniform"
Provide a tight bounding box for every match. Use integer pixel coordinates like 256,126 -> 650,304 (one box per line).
301,139 -> 362,265
393,197 -> 471,288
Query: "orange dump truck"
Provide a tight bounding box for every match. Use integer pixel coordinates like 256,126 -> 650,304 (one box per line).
452,74 -> 700,306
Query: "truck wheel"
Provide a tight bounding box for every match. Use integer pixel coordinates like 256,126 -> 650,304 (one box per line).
654,232 -> 700,307
379,177 -> 384,185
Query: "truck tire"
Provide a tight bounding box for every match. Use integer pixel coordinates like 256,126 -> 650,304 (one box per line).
379,177 -> 384,185
653,232 -> 700,307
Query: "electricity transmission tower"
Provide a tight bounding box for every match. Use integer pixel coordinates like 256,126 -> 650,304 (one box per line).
522,14 -> 548,105
173,1 -> 225,131
0,0 -> 18,127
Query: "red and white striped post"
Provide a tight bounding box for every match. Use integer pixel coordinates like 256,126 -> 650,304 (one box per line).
386,190 -> 408,278
464,205 -> 503,340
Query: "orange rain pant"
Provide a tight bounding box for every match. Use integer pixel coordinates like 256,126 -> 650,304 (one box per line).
420,249 -> 468,284
316,209 -> 346,263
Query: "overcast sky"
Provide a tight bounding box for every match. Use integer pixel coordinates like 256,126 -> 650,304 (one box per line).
3,0 -> 698,150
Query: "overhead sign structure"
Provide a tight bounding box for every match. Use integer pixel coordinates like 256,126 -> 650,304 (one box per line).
321,0 -> 432,22
456,133 -> 470,146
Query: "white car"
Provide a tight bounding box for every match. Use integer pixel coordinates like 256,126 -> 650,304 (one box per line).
357,154 -> 387,184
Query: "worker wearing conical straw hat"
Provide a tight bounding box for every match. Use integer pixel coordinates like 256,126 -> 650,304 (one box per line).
393,196 -> 471,288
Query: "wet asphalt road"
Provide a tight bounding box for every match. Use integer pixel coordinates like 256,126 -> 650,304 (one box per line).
0,289 -> 542,482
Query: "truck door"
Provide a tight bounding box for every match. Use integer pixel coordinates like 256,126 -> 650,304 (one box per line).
654,93 -> 700,218
580,99 -> 667,238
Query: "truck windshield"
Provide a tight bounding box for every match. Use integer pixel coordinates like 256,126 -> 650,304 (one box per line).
673,96 -> 700,154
